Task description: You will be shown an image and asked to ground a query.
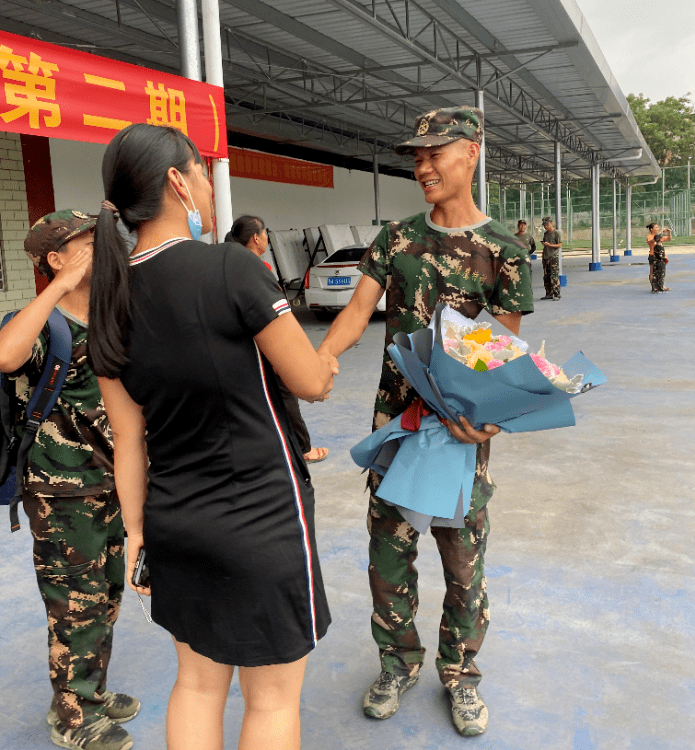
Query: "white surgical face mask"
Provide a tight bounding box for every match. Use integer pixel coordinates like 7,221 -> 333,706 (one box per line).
173,173 -> 203,241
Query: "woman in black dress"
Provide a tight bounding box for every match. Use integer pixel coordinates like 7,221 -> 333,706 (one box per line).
88,124 -> 335,750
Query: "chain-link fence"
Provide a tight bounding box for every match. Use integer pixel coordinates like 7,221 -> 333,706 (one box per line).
485,167 -> 695,249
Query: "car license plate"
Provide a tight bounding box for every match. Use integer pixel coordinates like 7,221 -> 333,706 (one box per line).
327,276 -> 351,286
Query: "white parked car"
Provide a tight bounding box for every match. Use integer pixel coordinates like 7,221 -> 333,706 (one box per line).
304,245 -> 386,320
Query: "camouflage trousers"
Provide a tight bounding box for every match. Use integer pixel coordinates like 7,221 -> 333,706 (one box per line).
23,489 -> 125,729
542,254 -> 560,297
652,248 -> 666,291
367,492 -> 490,690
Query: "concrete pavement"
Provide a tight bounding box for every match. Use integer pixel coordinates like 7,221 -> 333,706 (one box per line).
1,248 -> 693,750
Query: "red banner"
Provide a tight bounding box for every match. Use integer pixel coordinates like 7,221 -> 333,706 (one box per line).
0,30 -> 226,158
228,147 -> 333,188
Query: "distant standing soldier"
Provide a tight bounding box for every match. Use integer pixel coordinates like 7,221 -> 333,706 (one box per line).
0,211 -> 138,750
541,216 -> 562,300
514,219 -> 536,255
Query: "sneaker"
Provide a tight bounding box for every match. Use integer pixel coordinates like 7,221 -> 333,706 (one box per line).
660,287 -> 671,292
540,295 -> 554,300
51,716 -> 133,750
551,295 -> 561,300
363,671 -> 419,719
48,691 -> 141,726
448,685 -> 489,737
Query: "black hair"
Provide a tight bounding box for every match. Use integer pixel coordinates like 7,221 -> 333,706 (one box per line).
225,215 -> 265,247
646,222 -> 657,230
88,123 -> 202,379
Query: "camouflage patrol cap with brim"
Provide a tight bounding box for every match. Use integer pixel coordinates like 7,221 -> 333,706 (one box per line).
24,210 -> 96,274
394,106 -> 484,155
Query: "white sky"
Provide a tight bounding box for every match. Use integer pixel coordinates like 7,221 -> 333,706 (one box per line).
576,0 -> 695,103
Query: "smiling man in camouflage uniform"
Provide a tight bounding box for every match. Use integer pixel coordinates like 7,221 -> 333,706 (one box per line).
0,211 -> 139,750
318,106 -> 534,737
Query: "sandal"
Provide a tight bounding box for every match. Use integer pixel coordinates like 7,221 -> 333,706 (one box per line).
304,447 -> 329,463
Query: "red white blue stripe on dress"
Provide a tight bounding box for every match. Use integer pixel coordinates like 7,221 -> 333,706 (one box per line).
273,299 -> 291,316
253,343 -> 318,648
129,237 -> 188,266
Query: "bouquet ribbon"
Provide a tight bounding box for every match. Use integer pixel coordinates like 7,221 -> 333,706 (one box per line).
401,397 -> 444,432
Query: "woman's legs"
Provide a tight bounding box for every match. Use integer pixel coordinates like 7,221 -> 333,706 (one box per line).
167,638 -> 234,750
237,656 -> 309,750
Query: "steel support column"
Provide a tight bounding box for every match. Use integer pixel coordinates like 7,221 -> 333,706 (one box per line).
590,164 -> 602,270
625,185 -> 632,255
176,0 -> 202,80
554,141 -> 565,284
373,144 -> 381,226
475,89 -> 486,215
202,0 -> 233,241
610,179 -> 619,262
520,183 -> 526,222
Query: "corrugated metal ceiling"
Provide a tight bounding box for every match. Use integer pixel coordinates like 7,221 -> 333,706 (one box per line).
0,0 -> 660,183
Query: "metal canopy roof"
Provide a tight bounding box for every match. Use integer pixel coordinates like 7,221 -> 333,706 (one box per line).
0,0 -> 661,184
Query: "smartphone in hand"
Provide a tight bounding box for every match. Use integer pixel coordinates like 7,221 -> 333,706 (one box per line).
132,547 -> 150,588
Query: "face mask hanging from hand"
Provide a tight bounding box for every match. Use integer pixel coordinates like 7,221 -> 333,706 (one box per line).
173,173 -> 203,241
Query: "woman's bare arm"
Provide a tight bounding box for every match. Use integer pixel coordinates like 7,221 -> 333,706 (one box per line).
98,376 -> 150,594
255,313 -> 336,402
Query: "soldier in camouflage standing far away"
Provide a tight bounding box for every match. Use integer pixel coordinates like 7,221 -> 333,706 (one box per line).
540,216 -> 562,300
318,106 -> 534,737
0,211 -> 139,750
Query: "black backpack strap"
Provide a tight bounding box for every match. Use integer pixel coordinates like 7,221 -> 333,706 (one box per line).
0,311 -> 19,486
9,309 -> 72,532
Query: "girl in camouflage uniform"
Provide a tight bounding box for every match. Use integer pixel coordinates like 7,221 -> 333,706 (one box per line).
646,223 -> 671,293
0,211 -> 139,750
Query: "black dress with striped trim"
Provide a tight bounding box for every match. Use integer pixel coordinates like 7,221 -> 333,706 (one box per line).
120,239 -> 330,666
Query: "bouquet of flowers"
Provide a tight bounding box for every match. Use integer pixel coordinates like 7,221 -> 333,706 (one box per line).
441,314 -> 584,393
350,303 -> 606,533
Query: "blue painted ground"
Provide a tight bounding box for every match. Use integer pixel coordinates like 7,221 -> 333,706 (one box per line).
1,250 -> 694,749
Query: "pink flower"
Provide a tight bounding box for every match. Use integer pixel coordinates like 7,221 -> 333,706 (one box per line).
486,340 -> 505,352
530,353 -> 560,379
487,359 -> 504,369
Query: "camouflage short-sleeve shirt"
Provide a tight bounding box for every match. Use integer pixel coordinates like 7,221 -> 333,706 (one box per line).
542,229 -> 562,259
358,211 -> 534,417
8,308 -> 114,496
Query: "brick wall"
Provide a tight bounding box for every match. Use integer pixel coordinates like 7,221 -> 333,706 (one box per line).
0,132 -> 37,316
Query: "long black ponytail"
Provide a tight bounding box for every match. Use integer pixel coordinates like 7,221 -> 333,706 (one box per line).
89,123 -> 202,378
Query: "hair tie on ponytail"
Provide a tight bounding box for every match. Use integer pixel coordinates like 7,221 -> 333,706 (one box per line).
101,200 -> 119,218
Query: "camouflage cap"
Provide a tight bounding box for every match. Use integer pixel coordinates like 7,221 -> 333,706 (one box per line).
394,106 -> 484,155
24,210 -> 96,271
541,216 -> 553,225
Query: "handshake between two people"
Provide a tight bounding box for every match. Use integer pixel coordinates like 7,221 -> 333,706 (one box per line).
307,347 -> 499,446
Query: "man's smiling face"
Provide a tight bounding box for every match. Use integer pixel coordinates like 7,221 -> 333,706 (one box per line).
413,140 -> 478,206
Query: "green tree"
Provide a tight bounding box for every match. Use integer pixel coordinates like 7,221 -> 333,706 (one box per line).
627,93 -> 695,167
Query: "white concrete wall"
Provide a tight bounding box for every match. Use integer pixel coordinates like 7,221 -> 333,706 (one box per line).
0,133 -> 38,315
50,139 -> 106,215
229,166 -> 426,229
48,139 -> 427,230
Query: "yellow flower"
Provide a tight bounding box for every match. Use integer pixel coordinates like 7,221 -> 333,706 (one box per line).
464,329 -> 492,345
460,340 -> 494,364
